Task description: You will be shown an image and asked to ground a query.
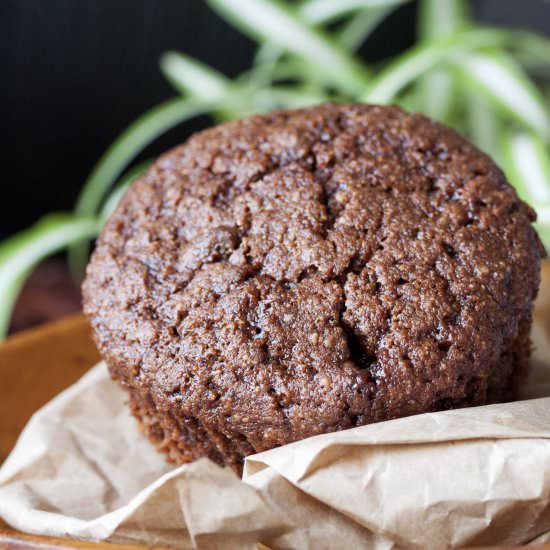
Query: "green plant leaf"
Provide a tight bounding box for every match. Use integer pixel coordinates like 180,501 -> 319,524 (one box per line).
100,183 -> 132,222
252,0 -> 408,79
465,91 -> 501,161
501,131 -> 550,251
535,206 -> 550,226
362,28 -> 506,103
249,1 -> 406,89
160,51 -> 231,99
100,161 -> 152,221
159,52 -> 245,120
299,0 -> 409,25
206,0 -> 370,94
416,0 -> 469,121
507,30 -> 550,70
75,98 -> 211,218
418,0 -> 469,40
456,52 -> 550,142
502,131 -> 550,206
394,85 -> 422,113
255,86 -> 329,111
0,215 -> 101,340
70,97 -> 211,277
250,44 -> 285,88
337,6 -> 402,52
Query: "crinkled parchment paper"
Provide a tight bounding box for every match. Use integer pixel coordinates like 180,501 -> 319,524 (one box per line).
1,281 -> 550,549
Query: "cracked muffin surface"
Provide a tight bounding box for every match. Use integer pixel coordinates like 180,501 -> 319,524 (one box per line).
83,103 -> 542,474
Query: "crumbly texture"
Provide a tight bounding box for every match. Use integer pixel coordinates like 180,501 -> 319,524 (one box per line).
83,103 -> 542,474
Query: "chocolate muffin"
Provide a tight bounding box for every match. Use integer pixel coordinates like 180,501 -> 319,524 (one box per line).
83,103 -> 542,474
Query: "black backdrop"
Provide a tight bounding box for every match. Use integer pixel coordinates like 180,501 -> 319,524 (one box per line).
1,0 -> 549,239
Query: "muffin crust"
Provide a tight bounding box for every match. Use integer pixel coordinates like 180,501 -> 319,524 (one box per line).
83,104 -> 542,474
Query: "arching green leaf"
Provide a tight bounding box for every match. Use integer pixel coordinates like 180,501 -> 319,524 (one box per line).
0,215 -> 101,340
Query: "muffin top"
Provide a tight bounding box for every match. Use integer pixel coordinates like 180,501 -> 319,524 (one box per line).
83,103 -> 542,454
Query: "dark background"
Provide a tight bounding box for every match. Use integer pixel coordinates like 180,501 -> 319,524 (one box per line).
1,0 -> 549,240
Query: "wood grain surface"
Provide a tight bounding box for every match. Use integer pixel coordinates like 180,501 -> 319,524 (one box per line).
0,314 -> 99,464
0,315 -> 173,548
1,267 -> 550,549
0,523 -> 170,550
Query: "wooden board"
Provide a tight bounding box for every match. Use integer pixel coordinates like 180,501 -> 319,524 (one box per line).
0,314 -> 99,464
0,525 -> 170,550
2,266 -> 550,549
0,315 -> 171,549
